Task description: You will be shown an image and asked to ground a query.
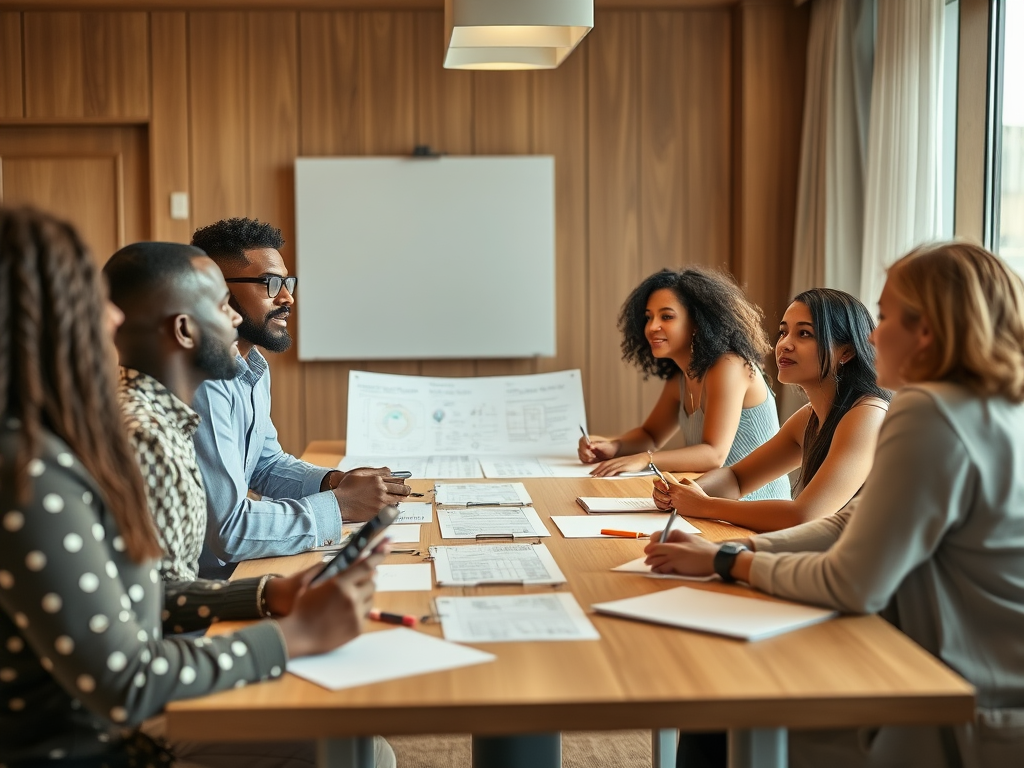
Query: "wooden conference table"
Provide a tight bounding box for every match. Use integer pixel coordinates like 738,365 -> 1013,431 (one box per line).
166,441 -> 974,768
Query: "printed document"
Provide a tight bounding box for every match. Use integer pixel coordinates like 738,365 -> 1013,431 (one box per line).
550,514 -> 701,538
346,369 -> 586,457
437,593 -> 600,643
435,482 -> 533,507
287,627 -> 494,690
437,507 -> 550,539
592,586 -> 837,641
430,543 -> 566,585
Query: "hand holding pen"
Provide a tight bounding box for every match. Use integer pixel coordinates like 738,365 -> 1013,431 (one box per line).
652,470 -> 708,519
577,424 -> 618,465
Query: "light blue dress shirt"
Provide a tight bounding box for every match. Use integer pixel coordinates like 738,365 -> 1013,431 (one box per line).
192,349 -> 342,577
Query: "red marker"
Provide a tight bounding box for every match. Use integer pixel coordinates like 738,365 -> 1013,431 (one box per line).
369,608 -> 417,627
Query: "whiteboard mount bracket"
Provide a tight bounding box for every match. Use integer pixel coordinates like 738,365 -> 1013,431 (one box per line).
412,145 -> 445,159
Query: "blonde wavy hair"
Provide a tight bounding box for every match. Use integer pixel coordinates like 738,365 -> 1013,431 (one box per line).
886,242 -> 1024,402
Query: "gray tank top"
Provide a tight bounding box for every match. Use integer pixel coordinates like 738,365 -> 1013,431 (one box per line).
678,370 -> 791,501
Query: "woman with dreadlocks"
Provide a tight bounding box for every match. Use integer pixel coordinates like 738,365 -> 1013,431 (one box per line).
0,207 -> 393,767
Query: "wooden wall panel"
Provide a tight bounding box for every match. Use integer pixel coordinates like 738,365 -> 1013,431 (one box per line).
638,10 -> 733,419
298,11 -> 364,443
414,10 -> 476,379
588,12 -> 641,437
533,46 -> 588,390
473,70 -> 536,378
23,11 -> 148,119
733,1 -> 808,334
247,10 -> 305,455
24,13 -> 85,117
10,7 -> 806,449
149,12 -> 191,242
189,13 -> 249,225
0,13 -> 22,118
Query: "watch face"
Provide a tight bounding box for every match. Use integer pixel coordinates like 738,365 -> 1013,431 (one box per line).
719,542 -> 744,555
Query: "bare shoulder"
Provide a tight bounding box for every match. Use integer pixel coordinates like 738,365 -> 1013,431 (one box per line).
780,403 -> 813,445
851,395 -> 890,412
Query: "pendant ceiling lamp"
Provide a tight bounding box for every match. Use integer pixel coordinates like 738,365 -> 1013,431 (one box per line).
444,0 -> 594,71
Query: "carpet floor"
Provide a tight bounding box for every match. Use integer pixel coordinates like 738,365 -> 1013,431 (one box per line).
389,731 -> 653,768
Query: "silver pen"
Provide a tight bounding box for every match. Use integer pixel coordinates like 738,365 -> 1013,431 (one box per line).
648,457 -> 678,543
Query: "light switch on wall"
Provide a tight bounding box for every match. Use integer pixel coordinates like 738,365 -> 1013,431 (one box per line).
170,192 -> 190,220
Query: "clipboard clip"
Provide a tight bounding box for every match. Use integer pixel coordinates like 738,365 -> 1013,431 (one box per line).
474,533 -> 515,540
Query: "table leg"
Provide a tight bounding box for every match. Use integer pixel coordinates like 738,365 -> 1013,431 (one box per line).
728,728 -> 787,768
317,736 -> 376,768
652,728 -> 678,768
471,733 -> 561,768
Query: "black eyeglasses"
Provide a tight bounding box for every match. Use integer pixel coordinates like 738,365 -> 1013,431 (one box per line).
225,275 -> 297,298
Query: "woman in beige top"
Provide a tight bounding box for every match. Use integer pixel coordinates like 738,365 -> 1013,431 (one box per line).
646,242 -> 1024,768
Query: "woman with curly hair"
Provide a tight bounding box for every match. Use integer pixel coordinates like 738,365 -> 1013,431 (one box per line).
653,288 -> 890,531
579,267 -> 790,501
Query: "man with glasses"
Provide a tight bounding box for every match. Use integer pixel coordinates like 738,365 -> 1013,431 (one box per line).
191,217 -> 409,578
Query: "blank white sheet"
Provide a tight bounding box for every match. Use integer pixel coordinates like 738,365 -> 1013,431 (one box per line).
436,592 -> 600,643
479,456 -> 595,478
374,563 -> 433,592
592,586 -> 837,641
550,514 -> 701,538
611,557 -> 717,583
287,627 -> 495,690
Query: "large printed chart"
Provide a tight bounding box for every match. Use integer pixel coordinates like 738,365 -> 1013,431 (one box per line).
341,370 -> 588,478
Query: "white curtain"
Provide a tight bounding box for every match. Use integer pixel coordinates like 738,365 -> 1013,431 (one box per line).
785,0 -> 875,420
859,0 -> 945,306
790,0 -> 875,300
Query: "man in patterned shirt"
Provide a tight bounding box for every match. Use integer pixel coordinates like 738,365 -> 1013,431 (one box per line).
105,242 -> 242,581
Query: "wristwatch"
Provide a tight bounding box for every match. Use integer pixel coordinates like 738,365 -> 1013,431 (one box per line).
713,542 -> 748,583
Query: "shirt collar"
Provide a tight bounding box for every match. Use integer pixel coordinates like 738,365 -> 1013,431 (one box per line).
236,347 -> 269,386
119,367 -> 202,436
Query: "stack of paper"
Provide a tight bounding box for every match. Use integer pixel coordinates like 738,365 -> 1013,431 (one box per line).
435,482 -> 533,507
287,628 -> 495,690
436,593 -> 600,643
591,586 -> 837,641
429,543 -> 566,585
550,514 -> 701,538
437,507 -> 550,539
576,497 -> 661,513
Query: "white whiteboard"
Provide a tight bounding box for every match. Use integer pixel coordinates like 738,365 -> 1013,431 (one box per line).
294,156 -> 556,360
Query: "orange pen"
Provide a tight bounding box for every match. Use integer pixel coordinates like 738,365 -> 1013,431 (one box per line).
600,529 -> 647,538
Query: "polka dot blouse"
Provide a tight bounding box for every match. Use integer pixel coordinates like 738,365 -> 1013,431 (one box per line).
0,423 -> 288,765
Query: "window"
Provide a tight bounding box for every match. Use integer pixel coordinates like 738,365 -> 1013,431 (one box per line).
992,0 -> 1024,273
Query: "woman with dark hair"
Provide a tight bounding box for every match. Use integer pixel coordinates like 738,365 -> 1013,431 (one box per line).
579,267 -> 790,501
647,243 -> 1024,767
653,288 -> 890,531
0,207 -> 392,767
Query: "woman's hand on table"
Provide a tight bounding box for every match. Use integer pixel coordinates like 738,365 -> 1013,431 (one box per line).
589,452 -> 650,477
275,545 -> 388,659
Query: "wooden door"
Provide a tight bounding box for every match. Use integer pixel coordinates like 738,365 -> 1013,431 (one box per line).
0,125 -> 149,264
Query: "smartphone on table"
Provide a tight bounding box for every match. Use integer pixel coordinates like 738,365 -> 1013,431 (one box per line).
311,505 -> 400,586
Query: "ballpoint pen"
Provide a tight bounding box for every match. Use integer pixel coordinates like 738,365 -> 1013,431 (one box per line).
580,424 -> 592,445
647,456 -> 679,542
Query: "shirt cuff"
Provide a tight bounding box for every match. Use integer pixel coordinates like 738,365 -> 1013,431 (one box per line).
300,462 -> 335,498
306,489 -> 343,547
